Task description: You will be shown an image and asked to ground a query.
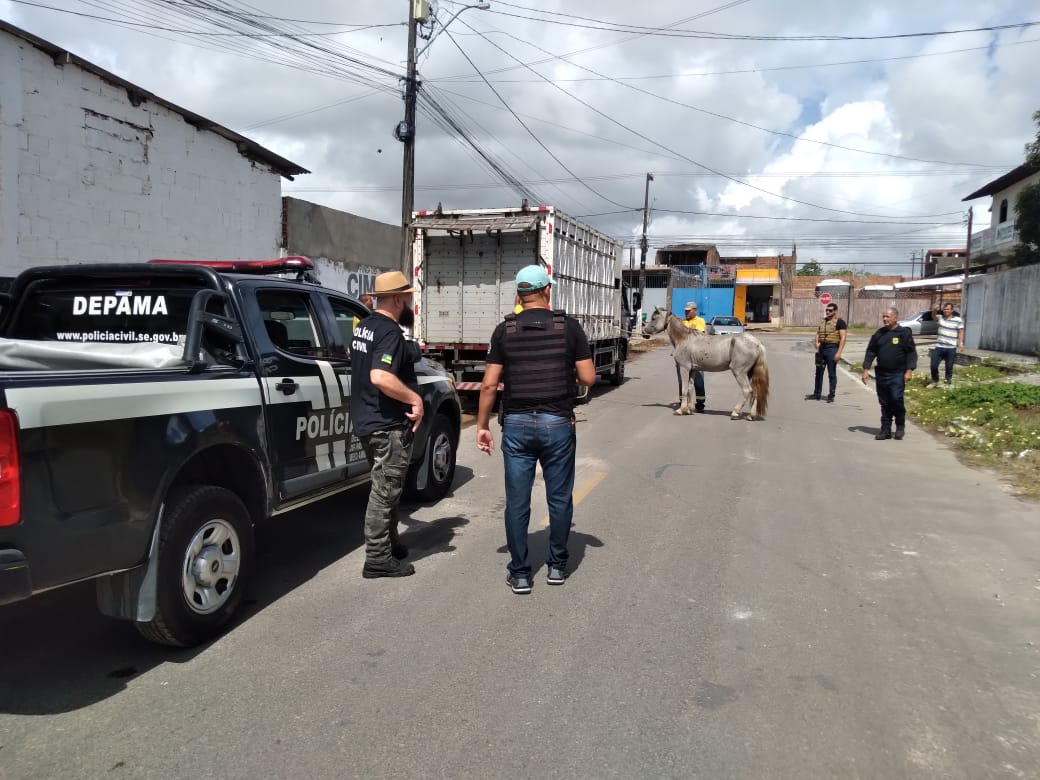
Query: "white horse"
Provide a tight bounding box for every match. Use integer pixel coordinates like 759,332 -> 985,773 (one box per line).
642,307 -> 769,419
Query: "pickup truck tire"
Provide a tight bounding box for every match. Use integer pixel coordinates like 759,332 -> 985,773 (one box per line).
407,414 -> 457,502
136,486 -> 253,647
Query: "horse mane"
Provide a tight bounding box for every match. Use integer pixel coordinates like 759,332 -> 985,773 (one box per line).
664,311 -> 693,347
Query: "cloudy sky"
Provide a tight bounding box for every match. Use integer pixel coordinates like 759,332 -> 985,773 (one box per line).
2,0 -> 1037,272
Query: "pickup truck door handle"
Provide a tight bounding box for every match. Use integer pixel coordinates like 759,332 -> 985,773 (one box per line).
275,378 -> 299,395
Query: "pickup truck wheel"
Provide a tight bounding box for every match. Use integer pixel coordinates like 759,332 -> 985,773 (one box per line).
136,486 -> 253,647
408,414 -> 457,501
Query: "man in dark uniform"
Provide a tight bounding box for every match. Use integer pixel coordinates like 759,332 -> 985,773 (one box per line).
861,307 -> 917,441
350,270 -> 424,578
476,265 -> 596,595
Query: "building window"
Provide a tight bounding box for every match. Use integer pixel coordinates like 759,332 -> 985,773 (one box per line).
999,198 -> 1009,223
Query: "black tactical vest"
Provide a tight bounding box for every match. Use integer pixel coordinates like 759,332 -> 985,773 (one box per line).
501,309 -> 574,406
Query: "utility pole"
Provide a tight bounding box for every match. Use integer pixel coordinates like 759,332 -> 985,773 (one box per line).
398,0 -> 420,269
638,172 -> 653,320
962,205 -> 973,333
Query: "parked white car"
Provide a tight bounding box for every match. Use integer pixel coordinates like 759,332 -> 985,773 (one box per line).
707,316 -> 746,335
898,310 -> 938,336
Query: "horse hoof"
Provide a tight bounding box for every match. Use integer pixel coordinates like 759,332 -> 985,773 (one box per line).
745,413 -> 756,421
730,413 -> 740,420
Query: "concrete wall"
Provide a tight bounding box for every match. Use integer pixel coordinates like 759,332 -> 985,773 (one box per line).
281,197 -> 400,297
965,265 -> 1040,356
0,29 -> 283,275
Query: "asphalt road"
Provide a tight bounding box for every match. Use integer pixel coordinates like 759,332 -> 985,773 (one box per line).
2,334 -> 1039,779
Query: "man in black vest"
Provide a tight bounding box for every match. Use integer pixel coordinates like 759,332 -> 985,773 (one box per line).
350,271 -> 424,578
477,265 -> 596,594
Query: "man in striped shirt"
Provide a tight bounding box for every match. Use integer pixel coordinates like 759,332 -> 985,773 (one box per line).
929,302 -> 964,388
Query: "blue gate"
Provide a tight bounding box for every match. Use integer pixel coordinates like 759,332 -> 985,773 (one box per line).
672,288 -> 735,320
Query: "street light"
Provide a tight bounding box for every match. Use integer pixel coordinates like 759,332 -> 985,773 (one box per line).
398,1 -> 490,266
416,2 -> 490,59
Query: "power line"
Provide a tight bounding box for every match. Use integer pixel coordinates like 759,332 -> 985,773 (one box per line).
431,36 -> 1040,84
473,25 -> 998,169
479,4 -> 1040,42
8,0 -> 396,36
457,18 -> 963,220
439,27 -> 635,211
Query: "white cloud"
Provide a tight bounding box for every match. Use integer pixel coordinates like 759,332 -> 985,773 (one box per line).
2,0 -> 1037,271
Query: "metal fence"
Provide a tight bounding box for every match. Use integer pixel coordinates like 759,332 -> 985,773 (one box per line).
964,264 -> 1040,355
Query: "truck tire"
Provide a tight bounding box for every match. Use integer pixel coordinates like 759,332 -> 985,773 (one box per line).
136,486 -> 253,647
610,358 -> 625,386
407,414 -> 457,501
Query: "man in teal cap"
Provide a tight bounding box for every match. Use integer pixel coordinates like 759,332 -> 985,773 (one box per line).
476,265 -> 596,594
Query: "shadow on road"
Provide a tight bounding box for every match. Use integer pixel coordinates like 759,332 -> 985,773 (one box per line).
847,425 -> 881,436
495,526 -> 604,578
0,475 -> 471,715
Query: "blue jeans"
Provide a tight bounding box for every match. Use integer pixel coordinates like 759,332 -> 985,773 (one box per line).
501,412 -> 576,577
874,370 -> 906,432
813,344 -> 839,397
930,347 -> 957,382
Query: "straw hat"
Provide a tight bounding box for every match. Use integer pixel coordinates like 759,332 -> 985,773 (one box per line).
372,270 -> 417,295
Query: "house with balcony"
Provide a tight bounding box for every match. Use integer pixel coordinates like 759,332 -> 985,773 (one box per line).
962,163 -> 1039,269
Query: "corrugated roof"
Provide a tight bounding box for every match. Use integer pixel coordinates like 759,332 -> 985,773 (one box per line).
1,20 -> 309,180
962,163 -> 1038,201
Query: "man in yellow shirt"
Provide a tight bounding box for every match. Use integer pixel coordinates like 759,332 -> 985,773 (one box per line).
678,301 -> 706,412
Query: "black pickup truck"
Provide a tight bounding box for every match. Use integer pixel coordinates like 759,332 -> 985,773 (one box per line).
0,257 -> 461,646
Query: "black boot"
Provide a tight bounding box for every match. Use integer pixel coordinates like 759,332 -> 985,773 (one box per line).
894,425 -> 905,440
875,430 -> 892,440
363,557 -> 415,578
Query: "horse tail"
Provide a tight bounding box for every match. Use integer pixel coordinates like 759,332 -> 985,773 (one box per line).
749,348 -> 769,418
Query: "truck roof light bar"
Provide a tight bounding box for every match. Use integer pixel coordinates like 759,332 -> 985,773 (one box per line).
147,256 -> 315,275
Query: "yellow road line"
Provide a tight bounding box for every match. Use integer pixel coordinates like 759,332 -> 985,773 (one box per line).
540,470 -> 607,527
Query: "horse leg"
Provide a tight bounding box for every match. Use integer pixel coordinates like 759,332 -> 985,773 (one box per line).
730,369 -> 753,420
676,365 -> 692,415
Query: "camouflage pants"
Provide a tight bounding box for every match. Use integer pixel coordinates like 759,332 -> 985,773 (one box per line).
361,429 -> 413,561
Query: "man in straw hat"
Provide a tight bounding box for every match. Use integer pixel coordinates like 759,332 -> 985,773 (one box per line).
350,270 -> 423,578
477,265 -> 596,594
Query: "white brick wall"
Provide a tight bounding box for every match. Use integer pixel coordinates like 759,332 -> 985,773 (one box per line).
0,30 -> 283,276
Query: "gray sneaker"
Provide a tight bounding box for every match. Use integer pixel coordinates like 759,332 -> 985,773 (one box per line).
546,566 -> 567,585
506,574 -> 532,594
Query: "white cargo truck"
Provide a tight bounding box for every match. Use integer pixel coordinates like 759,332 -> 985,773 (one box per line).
411,204 -> 631,398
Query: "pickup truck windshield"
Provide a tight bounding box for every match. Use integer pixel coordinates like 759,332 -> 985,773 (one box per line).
7,278 -> 209,345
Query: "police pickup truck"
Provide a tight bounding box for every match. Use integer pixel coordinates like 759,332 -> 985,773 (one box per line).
0,257 -> 460,646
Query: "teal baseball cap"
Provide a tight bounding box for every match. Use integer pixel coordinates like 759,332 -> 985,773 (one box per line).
516,264 -> 551,292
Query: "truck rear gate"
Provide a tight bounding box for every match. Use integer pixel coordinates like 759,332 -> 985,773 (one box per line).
412,205 -> 628,392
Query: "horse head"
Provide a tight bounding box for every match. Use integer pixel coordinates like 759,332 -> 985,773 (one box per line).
641,307 -> 668,338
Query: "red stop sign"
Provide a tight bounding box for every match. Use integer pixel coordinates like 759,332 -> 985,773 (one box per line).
819,292 -> 832,306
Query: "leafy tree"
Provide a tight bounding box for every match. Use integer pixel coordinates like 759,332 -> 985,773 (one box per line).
1011,110 -> 1040,267
1026,109 -> 1040,166
796,259 -> 822,275
1011,184 -> 1040,266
